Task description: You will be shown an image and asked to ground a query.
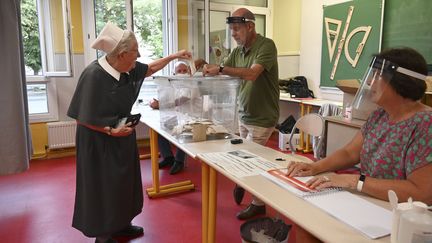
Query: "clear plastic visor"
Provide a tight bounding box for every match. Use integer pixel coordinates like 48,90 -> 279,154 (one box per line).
352,58 -> 391,109
352,57 -> 427,109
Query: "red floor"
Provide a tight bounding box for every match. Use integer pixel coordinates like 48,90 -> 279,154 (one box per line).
0,134 -> 312,243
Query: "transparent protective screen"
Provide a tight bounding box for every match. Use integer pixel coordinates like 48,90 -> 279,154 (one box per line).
351,57 -> 396,113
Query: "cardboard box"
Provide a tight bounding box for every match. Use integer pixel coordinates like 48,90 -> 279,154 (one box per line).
336,79 -> 359,115
279,132 -> 300,151
426,76 -> 432,92
336,79 -> 377,120
422,76 -> 432,107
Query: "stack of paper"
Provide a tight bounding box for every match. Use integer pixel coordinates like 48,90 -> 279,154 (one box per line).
262,168 -> 392,239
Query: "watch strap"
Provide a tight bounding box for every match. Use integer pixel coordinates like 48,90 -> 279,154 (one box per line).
356,174 -> 366,192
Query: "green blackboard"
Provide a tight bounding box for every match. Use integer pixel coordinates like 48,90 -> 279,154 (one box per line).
382,0 -> 432,64
320,0 -> 384,88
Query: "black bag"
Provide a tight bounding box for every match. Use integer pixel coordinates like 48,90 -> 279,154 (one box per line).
279,76 -> 314,98
276,115 -> 298,134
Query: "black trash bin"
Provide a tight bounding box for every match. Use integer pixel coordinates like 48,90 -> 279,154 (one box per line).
240,217 -> 291,243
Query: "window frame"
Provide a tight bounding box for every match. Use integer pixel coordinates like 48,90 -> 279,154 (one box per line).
191,1 -> 273,63
82,0 -> 176,75
26,0 -> 72,123
37,0 -> 73,77
26,77 -> 59,123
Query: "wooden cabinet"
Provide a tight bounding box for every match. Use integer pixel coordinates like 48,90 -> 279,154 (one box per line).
324,116 -> 365,156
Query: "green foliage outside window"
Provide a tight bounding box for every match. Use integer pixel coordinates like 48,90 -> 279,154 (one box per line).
133,0 -> 163,58
21,0 -> 163,73
94,0 -> 163,59
21,0 -> 42,75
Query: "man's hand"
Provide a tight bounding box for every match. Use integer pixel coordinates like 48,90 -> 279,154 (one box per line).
194,58 -> 207,70
202,64 -> 220,76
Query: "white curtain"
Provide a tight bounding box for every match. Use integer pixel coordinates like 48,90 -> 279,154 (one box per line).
0,0 -> 31,175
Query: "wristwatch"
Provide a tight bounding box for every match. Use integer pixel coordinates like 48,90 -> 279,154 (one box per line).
219,65 -> 224,74
356,174 -> 366,192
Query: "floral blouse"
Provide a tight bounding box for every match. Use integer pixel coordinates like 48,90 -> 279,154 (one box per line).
360,108 -> 432,179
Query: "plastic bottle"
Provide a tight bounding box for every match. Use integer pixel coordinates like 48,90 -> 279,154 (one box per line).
391,200 -> 427,243
344,103 -> 352,121
397,204 -> 432,243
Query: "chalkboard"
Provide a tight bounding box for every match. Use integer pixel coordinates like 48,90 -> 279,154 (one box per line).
382,0 -> 432,64
320,0 -> 384,88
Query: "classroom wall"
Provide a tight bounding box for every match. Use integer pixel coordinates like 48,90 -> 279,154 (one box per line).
273,0 -> 302,79
273,0 -> 301,56
177,0 -> 189,51
71,0 -> 84,53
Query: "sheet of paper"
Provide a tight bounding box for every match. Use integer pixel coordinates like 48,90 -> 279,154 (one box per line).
199,150 -> 282,178
189,58 -> 196,76
306,191 -> 392,239
261,169 -> 392,239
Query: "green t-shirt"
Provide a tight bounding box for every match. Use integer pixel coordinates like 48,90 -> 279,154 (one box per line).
224,35 -> 279,127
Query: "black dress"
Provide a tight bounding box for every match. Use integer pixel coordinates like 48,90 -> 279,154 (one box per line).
67,60 -> 147,237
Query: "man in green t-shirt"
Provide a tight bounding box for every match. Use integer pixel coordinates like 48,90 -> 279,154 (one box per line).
203,7 -> 279,220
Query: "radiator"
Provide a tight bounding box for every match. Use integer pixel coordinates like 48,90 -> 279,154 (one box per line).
47,121 -> 77,149
47,121 -> 149,150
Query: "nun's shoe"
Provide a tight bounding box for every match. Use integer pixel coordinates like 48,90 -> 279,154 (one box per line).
112,225 -> 144,238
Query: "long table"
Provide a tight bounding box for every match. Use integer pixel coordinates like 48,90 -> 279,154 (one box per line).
136,105 -> 390,243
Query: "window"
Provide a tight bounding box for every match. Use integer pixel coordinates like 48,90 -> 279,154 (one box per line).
85,0 -> 170,75
22,0 -> 72,122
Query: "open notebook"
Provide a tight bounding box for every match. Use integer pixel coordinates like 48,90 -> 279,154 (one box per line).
262,168 -> 392,239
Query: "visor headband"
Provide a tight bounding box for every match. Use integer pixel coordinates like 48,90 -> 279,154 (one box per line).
226,16 -> 255,24
396,67 -> 427,81
372,58 -> 427,81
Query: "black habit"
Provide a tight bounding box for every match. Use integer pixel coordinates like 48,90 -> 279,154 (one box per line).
67,60 -> 147,237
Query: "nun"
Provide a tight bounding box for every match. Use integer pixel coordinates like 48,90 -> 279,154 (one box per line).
67,22 -> 191,243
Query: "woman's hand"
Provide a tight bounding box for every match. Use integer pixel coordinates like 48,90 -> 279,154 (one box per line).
202,64 -> 220,76
104,125 -> 134,137
286,161 -> 317,177
306,174 -> 358,190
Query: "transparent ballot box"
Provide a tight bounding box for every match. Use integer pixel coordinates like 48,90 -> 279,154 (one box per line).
154,75 -> 241,143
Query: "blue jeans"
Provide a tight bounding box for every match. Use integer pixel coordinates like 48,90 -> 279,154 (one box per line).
158,136 -> 186,162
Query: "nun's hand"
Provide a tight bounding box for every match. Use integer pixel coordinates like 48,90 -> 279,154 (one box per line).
105,125 -> 133,137
175,50 -> 192,60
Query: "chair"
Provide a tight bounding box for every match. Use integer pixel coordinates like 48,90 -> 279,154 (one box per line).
314,103 -> 342,159
288,113 -> 325,159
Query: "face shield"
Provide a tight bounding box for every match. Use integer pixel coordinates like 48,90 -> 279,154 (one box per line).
225,16 -> 255,47
351,57 -> 427,119
226,16 -> 255,24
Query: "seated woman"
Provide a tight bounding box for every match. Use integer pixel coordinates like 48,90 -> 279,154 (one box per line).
286,47 -> 432,242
